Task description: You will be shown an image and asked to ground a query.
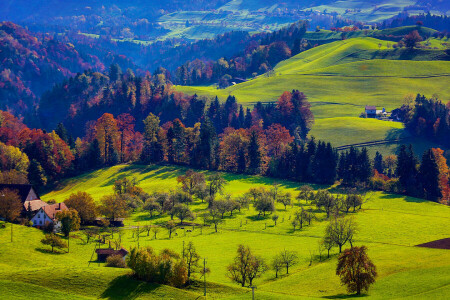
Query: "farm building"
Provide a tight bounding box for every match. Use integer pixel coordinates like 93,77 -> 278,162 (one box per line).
23,200 -> 47,215
31,203 -> 68,231
95,248 -> 129,262
365,105 -> 377,117
0,184 -> 40,203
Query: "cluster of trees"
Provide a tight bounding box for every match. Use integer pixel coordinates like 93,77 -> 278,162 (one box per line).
174,21 -> 309,87
395,94 -> 449,146
381,13 -> 450,32
127,241 -> 206,287
370,146 -> 450,204
0,110 -> 74,189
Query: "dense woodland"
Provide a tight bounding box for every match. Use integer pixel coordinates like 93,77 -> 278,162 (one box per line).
1,85 -> 449,204
0,22 -> 135,116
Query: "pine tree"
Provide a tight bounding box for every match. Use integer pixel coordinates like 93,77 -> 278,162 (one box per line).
374,152 -> 384,174
396,145 -> 419,196
248,131 -> 261,174
357,147 -> 372,184
418,149 -> 441,201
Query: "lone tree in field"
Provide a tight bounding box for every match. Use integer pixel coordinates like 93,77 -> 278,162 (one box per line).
183,241 -> 201,283
172,203 -> 194,224
166,220 -> 177,239
271,255 -> 283,278
207,173 -> 226,204
279,250 -> 298,274
336,246 -> 377,295
277,192 -> 292,210
227,245 -> 267,287
404,30 -> 422,49
326,217 -> 358,253
41,233 -> 68,253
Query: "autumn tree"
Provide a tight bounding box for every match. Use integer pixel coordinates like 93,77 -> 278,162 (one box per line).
177,170 -> 206,196
404,30 -> 423,49
64,192 -> 97,224
99,194 -> 128,221
95,113 -> 119,165
116,113 -> 136,162
0,188 -> 22,222
336,246 -> 377,295
227,245 -> 267,287
431,148 -> 450,204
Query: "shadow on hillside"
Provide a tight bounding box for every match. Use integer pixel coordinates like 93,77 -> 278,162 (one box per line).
378,192 -> 428,204
101,275 -> 159,300
35,247 -> 66,255
323,293 -> 368,299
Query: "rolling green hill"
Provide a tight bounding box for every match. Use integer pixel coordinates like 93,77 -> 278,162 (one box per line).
1,164 -> 448,299
176,36 -> 450,156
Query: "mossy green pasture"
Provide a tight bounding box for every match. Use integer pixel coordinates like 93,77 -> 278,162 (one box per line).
0,164 -> 443,298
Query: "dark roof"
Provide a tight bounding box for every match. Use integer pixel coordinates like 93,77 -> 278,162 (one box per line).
0,184 -> 39,202
365,106 -> 376,110
95,248 -> 129,256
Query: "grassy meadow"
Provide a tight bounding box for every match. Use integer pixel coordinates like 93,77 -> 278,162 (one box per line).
176,36 -> 450,157
1,164 -> 447,299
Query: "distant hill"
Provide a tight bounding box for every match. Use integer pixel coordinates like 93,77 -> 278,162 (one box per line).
0,22 -> 135,116
176,34 -> 450,156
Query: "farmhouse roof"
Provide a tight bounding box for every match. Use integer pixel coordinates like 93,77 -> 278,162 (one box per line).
0,184 -> 39,202
95,248 -> 129,257
24,200 -> 47,212
365,105 -> 376,110
42,203 -> 68,220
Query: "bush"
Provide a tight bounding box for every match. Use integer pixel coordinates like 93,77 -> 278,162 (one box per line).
106,254 -> 127,268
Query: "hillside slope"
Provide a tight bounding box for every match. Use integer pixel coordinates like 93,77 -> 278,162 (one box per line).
176,36 -> 450,155
34,164 -> 450,298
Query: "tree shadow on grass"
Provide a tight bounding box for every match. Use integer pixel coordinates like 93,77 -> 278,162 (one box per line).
101,275 -> 160,300
35,247 -> 66,255
245,214 -> 271,221
378,192 -> 428,203
322,293 -> 369,299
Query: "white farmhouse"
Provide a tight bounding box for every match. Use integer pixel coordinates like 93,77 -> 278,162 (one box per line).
31,203 -> 68,231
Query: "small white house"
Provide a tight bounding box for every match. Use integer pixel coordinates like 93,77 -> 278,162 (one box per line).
365,105 -> 377,117
31,203 -> 68,231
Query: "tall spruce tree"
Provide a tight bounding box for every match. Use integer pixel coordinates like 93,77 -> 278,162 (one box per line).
418,149 -> 441,201
248,131 -> 261,174
396,145 -> 419,196
374,152 -> 384,174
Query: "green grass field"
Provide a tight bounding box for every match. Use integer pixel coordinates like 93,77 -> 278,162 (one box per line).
176,36 -> 450,157
1,164 -> 446,299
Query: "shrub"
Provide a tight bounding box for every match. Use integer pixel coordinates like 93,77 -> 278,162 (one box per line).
106,254 -> 126,268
